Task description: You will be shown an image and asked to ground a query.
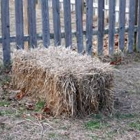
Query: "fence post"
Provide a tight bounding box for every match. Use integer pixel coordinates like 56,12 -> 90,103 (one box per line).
41,0 -> 50,47
134,0 -> 138,51
63,0 -> 72,48
98,0 -> 104,55
119,0 -> 126,51
86,0 -> 93,55
52,0 -> 61,46
28,0 -> 37,48
23,0 -> 29,50
15,0 -> 24,49
109,0 -> 116,55
128,0 -> 136,53
1,0 -> 11,66
137,0 -> 140,52
75,0 -> 84,53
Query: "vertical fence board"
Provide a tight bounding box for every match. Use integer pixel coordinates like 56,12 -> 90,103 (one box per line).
41,0 -> 50,47
134,0 -> 138,48
52,0 -> 61,46
24,0 -> 29,50
109,0 -> 116,54
1,0 -> 11,65
86,0 -> 93,55
75,0 -> 83,53
119,0 -> 126,51
137,0 -> 140,51
98,0 -> 104,55
63,0 -> 72,48
128,0 -> 136,53
15,0 -> 24,49
28,0 -> 37,48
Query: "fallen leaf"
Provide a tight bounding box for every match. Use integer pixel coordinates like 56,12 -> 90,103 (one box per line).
43,105 -> 51,114
25,103 -> 35,110
33,113 -> 44,120
15,90 -> 25,100
110,58 -> 122,65
22,114 -> 27,119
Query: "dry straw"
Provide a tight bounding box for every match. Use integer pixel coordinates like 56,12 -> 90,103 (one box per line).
12,46 -> 114,117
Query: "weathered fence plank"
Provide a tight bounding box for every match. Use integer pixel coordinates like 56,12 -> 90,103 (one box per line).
75,0 -> 83,53
119,0 -> 126,51
128,0 -> 136,53
86,0 -> 93,55
98,0 -> 104,55
23,0 -> 29,50
52,0 -> 61,46
41,0 -> 50,47
137,0 -> 140,52
63,0 -> 72,48
28,0 -> 37,48
1,0 -> 11,65
109,0 -> 116,54
15,0 -> 24,49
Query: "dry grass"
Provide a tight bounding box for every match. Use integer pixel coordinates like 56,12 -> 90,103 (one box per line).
12,47 -> 113,117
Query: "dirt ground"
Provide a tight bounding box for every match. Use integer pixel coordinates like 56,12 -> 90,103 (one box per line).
0,53 -> 140,140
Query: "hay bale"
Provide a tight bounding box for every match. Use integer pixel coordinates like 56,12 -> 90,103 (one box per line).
12,47 -> 114,117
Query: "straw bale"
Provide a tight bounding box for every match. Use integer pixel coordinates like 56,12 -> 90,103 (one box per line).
12,47 -> 114,117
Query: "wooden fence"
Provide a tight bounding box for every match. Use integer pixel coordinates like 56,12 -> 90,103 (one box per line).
0,0 -> 140,65
57,0 -> 129,23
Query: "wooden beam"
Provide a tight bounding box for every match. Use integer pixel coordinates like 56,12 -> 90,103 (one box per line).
134,0 -> 138,51
1,0 -> 11,65
23,0 -> 29,50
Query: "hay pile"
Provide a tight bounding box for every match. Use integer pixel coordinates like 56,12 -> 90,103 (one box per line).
12,47 -> 114,117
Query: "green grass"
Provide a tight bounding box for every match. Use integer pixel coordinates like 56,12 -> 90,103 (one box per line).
91,113 -> 103,120
88,134 -> 101,140
48,132 -> 68,140
35,100 -> 45,112
129,120 -> 140,131
85,113 -> 110,130
48,133 -> 56,138
0,101 -> 10,107
0,110 -> 14,116
0,63 -> 11,85
114,113 -> 137,120
105,130 -> 117,139
0,63 -> 11,72
85,120 -> 104,130
0,75 -> 11,86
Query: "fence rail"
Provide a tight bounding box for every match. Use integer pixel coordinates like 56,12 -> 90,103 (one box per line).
0,0 -> 140,65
